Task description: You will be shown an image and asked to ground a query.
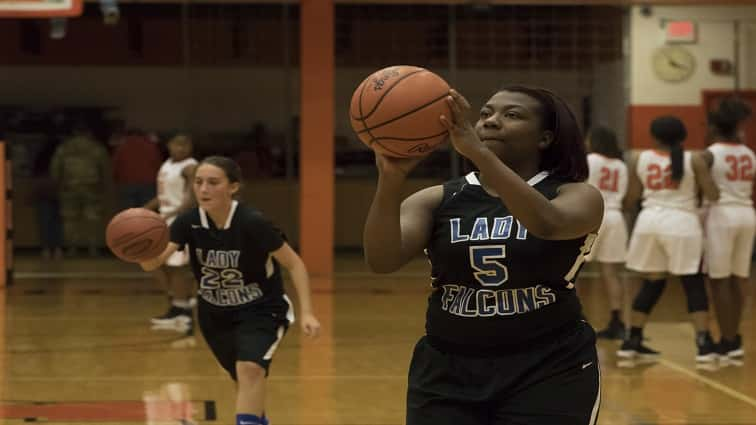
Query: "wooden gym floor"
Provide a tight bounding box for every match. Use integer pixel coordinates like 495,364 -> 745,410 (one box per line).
2,253 -> 756,425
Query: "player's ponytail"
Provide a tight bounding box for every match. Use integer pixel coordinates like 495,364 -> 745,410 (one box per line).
650,116 -> 687,182
668,143 -> 684,181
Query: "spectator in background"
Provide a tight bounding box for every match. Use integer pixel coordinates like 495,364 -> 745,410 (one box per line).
51,121 -> 111,257
112,129 -> 164,210
31,141 -> 63,261
144,134 -> 197,334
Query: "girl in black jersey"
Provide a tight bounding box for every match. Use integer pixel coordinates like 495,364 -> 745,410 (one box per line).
139,156 -> 321,425
364,86 -> 604,425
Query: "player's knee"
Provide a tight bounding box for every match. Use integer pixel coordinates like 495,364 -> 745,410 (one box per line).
681,273 -> 708,312
235,361 -> 265,383
632,279 -> 667,313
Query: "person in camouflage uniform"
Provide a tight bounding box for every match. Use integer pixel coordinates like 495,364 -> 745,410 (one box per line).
50,124 -> 111,257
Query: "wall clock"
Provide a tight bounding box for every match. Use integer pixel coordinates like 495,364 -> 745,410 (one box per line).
652,45 -> 696,82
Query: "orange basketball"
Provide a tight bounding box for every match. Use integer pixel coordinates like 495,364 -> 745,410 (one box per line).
106,208 -> 169,262
350,65 -> 451,158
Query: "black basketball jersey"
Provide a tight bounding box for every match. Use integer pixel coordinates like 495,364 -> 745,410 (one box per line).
425,171 -> 596,348
170,201 -> 287,311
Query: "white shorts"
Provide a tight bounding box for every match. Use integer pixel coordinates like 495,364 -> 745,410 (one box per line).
626,207 -> 702,275
585,209 -> 627,263
705,204 -> 756,279
164,215 -> 189,267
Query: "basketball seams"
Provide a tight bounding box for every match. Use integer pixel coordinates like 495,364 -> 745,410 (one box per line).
370,129 -> 448,142
107,216 -> 166,241
351,68 -> 425,121
106,211 -> 169,261
355,79 -> 383,148
349,65 -> 451,158
374,140 -> 412,158
355,78 -> 369,137
356,92 -> 449,135
374,133 -> 447,158
110,226 -> 167,246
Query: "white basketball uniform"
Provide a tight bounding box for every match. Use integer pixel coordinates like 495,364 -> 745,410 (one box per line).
626,150 -> 702,275
585,153 -> 628,263
157,157 -> 198,267
705,142 -> 756,278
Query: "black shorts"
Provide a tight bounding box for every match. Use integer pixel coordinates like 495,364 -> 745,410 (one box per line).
197,300 -> 292,380
407,320 -> 600,425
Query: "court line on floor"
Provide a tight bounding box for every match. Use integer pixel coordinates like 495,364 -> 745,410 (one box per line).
659,358 -> 756,410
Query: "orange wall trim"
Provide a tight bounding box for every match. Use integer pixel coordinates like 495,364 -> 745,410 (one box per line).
628,105 -> 706,150
300,0 -> 335,278
0,142 -> 5,287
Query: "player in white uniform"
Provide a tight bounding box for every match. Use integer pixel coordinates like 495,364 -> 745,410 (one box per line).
618,116 -> 720,362
585,126 -> 629,339
144,135 -> 198,333
702,97 -> 753,359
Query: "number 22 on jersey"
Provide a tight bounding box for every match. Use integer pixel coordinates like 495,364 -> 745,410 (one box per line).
646,164 -> 678,190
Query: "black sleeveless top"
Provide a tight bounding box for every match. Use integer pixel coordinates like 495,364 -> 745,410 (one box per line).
424,172 -> 596,350
171,201 -> 287,312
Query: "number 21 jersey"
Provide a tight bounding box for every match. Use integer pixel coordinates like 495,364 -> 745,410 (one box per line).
587,152 -> 627,210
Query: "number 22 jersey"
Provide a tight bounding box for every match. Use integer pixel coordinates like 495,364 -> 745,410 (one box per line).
170,200 -> 287,311
425,172 -> 596,348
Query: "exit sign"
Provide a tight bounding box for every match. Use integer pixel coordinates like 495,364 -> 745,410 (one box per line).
665,20 -> 697,43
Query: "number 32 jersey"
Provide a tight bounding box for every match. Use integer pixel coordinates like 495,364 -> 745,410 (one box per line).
170,201 -> 286,310
708,142 -> 756,206
425,172 -> 596,348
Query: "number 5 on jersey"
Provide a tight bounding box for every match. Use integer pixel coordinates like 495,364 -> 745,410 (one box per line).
469,245 -> 508,287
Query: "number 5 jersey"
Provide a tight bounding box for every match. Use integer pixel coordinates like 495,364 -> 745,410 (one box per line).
424,172 -> 596,348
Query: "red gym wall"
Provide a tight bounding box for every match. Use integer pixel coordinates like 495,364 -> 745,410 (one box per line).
628,5 -> 756,151
628,105 -> 706,150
